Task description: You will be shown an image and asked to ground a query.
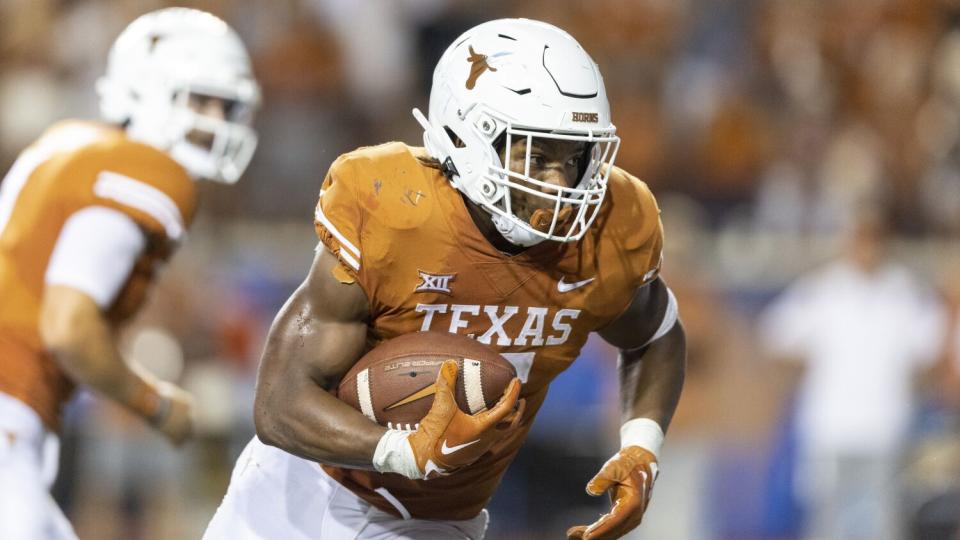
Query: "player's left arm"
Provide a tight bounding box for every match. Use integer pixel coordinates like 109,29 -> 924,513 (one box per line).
568,277 -> 686,540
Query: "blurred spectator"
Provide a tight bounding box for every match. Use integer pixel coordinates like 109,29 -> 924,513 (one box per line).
918,29 -> 960,235
759,205 -> 947,540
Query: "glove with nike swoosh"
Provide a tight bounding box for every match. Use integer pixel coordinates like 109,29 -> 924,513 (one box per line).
567,419 -> 663,540
372,359 -> 523,480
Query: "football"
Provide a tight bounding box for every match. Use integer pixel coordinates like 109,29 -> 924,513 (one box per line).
337,331 -> 517,430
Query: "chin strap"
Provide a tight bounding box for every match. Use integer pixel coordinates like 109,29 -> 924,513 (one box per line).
530,206 -> 573,233
491,206 -> 574,247
168,139 -> 214,180
490,213 -> 545,247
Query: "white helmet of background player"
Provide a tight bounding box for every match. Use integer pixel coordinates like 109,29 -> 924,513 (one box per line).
414,18 -> 620,246
97,8 -> 260,183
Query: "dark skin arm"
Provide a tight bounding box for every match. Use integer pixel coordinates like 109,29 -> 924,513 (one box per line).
253,248 -> 387,469
598,277 -> 686,431
567,278 -> 686,540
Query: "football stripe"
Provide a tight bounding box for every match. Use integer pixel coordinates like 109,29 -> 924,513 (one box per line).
356,368 -> 377,423
463,359 -> 486,414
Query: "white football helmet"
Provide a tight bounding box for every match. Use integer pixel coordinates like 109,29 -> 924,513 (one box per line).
97,8 -> 260,183
414,18 -> 620,246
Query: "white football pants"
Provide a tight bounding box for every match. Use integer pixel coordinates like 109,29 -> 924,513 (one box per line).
205,436 -> 489,539
0,392 -> 77,540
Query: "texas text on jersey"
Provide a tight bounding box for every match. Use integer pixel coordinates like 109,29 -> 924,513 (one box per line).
314,141 -> 663,520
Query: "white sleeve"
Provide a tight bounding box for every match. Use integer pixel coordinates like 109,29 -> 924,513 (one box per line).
45,206 -> 146,308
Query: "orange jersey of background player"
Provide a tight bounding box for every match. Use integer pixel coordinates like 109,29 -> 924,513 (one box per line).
314,141 -> 662,520
0,120 -> 196,430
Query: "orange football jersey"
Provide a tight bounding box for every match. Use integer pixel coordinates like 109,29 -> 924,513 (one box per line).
0,120 -> 196,430
315,142 -> 663,520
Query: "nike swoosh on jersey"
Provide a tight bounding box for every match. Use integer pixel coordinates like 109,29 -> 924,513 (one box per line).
557,276 -> 595,293
440,438 -> 481,455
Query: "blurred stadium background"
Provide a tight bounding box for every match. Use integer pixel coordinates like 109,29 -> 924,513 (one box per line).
3,0 -> 960,539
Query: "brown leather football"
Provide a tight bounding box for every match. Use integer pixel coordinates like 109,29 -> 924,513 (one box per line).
337,331 -> 517,430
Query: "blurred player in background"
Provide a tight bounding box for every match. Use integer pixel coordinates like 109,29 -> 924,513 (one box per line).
0,8 -> 259,539
207,18 -> 685,540
760,205 -> 947,540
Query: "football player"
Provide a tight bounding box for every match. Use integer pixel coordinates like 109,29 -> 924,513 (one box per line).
206,18 -> 684,540
0,8 -> 259,539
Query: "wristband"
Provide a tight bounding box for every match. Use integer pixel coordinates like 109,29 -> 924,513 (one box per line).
126,378 -> 165,425
372,429 -> 422,480
148,394 -> 173,428
620,418 -> 664,459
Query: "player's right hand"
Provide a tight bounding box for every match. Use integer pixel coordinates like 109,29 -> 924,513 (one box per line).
566,446 -> 659,540
150,381 -> 195,446
408,360 -> 523,478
